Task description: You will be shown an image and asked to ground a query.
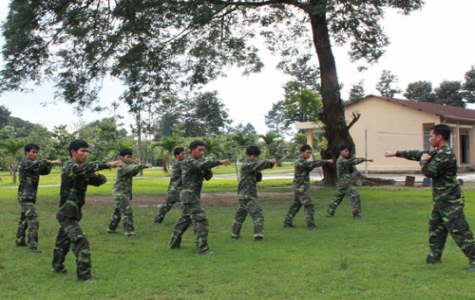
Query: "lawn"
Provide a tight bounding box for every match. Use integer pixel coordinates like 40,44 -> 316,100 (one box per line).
1,170 -> 475,299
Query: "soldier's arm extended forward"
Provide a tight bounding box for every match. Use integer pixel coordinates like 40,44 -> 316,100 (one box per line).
119,163 -> 152,177
340,157 -> 371,167
198,159 -> 230,170
70,160 -> 123,180
385,150 -> 428,161
250,158 -> 276,172
305,159 -> 334,171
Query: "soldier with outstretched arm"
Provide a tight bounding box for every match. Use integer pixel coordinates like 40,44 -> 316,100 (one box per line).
284,144 -> 334,229
327,145 -> 373,218
385,124 -> 475,272
169,140 -> 230,254
107,149 -> 152,238
52,139 -> 123,282
15,143 -> 62,253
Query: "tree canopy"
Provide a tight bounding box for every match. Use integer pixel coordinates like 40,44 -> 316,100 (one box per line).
1,0 -> 425,185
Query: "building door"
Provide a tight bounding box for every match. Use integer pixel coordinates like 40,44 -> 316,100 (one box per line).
460,133 -> 470,164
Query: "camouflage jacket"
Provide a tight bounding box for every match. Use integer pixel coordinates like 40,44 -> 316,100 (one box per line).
336,156 -> 368,184
17,157 -> 53,202
396,146 -> 462,204
180,158 -> 222,204
293,158 -> 330,193
113,162 -> 150,199
167,160 -> 183,195
57,160 -> 108,221
238,159 -> 275,199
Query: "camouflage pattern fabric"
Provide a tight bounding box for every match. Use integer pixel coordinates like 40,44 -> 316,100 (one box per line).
284,158 -> 330,228
231,159 -> 274,238
397,146 -> 475,265
327,156 -> 367,217
52,217 -> 92,281
154,160 -> 182,223
108,163 -> 149,235
15,157 -> 53,249
170,158 -> 222,253
53,160 -> 108,280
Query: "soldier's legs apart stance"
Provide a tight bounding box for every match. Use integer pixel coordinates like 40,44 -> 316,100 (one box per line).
52,217 -> 93,281
154,193 -> 179,224
170,204 -> 191,249
284,194 -> 302,227
16,202 -> 41,252
427,203 -> 475,270
327,184 -> 348,217
231,199 -> 248,239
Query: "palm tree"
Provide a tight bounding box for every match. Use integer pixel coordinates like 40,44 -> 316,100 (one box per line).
259,131 -> 283,166
153,135 -> 183,171
0,138 -> 25,183
202,137 -> 225,160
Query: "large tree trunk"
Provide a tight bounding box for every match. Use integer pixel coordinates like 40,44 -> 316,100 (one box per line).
309,12 -> 355,186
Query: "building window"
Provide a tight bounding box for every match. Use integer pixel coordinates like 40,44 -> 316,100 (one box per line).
423,124 -> 434,150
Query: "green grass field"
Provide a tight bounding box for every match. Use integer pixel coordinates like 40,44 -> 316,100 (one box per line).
1,168 -> 475,299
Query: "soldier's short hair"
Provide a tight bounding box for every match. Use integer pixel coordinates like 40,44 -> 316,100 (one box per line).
120,148 -> 133,156
431,124 -> 451,141
300,144 -> 312,152
189,140 -> 205,150
68,139 -> 89,157
24,143 -> 40,153
246,145 -> 261,156
339,144 -> 349,152
173,147 -> 185,157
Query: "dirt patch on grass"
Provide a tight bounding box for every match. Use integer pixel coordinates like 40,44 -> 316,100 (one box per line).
87,192 -> 294,208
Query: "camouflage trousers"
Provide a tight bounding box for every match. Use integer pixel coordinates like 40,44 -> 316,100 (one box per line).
427,201 -> 475,265
15,201 -> 39,249
52,217 -> 93,281
170,202 -> 210,253
327,182 -> 361,217
108,196 -> 134,235
231,196 -> 264,238
284,192 -> 315,228
154,192 -> 180,223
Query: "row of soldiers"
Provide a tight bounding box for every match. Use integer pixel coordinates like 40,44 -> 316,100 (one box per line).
14,123 -> 475,282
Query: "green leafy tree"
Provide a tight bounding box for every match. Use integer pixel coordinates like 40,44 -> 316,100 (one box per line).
434,81 -> 464,108
282,81 -> 322,127
348,81 -> 366,103
0,138 -> 25,183
0,0 -> 424,185
202,136 -> 225,160
404,81 -> 435,102
153,135 -> 183,171
0,105 -> 11,130
181,91 -> 231,137
265,100 -> 290,136
229,122 -> 257,136
462,65 -> 475,103
259,131 -> 283,166
376,70 -> 402,97
51,125 -> 75,161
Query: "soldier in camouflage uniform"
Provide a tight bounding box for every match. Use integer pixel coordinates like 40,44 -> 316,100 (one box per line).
169,140 -> 230,254
385,124 -> 475,272
15,143 -> 62,253
231,145 -> 276,241
52,139 -> 122,282
108,149 -> 152,238
154,147 -> 186,224
327,145 -> 373,218
284,144 -> 333,229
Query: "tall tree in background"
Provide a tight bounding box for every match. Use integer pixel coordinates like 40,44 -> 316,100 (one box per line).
182,91 -> 231,137
0,105 -> 11,130
348,80 -> 366,103
462,65 -> 475,103
434,81 -> 465,108
376,70 -> 402,97
404,81 -> 435,102
0,0 -> 424,185
265,100 -> 290,136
